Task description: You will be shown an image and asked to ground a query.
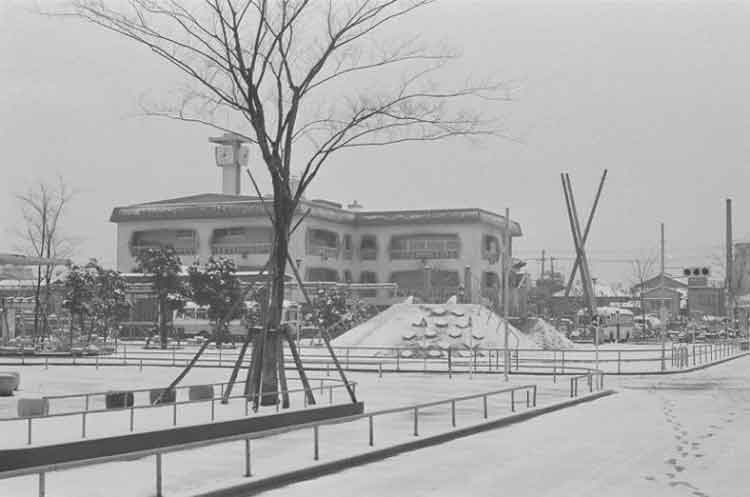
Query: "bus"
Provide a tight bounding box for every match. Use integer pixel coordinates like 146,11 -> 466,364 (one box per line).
173,300 -> 301,340
577,306 -> 635,342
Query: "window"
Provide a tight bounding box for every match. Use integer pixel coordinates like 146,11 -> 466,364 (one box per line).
343,270 -> 353,283
130,229 -> 197,256
211,227 -> 272,255
343,234 -> 353,260
360,271 -> 378,284
482,272 -> 500,288
482,235 -> 500,262
389,234 -> 460,260
359,235 -> 378,260
307,228 -> 340,258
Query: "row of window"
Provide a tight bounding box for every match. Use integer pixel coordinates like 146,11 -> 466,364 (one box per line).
129,228 -> 504,262
304,268 -> 502,288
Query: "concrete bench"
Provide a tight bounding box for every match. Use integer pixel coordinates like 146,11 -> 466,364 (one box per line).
17,398 -> 49,417
0,371 -> 19,391
105,391 -> 135,409
0,373 -> 16,396
188,385 -> 214,401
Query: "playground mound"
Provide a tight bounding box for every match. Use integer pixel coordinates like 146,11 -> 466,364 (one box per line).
517,318 -> 575,350
333,303 -> 541,357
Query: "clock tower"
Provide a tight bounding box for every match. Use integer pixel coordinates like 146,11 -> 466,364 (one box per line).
209,133 -> 249,195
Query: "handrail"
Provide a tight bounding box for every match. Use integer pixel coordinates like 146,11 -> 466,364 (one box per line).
0,383 -> 538,482
0,379 -> 358,446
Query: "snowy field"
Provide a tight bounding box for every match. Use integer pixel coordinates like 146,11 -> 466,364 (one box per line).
259,355 -> 750,497
0,365 -> 573,496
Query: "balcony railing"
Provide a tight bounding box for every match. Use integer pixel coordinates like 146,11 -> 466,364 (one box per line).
342,249 -> 353,260
307,246 -> 339,259
130,245 -> 196,256
389,248 -> 459,260
211,242 -> 272,255
359,248 -> 377,260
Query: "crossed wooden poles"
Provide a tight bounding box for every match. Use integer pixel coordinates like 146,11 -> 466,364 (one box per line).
560,170 -> 608,316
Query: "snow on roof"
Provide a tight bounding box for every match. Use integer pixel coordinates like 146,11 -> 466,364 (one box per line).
554,281 -> 629,298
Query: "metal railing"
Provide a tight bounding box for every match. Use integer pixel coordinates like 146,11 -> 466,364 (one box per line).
1,377 -> 356,446
0,383 -> 540,497
3,339 -> 745,377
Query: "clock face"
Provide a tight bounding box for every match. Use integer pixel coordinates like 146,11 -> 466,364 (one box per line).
215,145 -> 234,166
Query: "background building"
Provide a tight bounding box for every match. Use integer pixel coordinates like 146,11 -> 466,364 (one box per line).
110,151 -> 524,313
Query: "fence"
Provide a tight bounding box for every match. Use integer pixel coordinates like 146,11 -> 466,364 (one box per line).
0,377 -> 355,446
0,383 -> 552,497
1,339 -> 745,377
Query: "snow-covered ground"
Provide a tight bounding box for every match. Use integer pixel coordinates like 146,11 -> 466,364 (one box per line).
2,354 -> 747,497
259,355 -> 750,497
0,365 -> 572,497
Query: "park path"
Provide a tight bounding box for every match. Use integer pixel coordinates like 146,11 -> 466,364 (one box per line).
257,356 -> 750,497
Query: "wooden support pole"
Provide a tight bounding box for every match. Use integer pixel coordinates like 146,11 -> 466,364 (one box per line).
155,338 -> 213,405
286,253 -> 357,403
277,335 -> 290,409
283,326 -> 316,405
222,336 -> 251,404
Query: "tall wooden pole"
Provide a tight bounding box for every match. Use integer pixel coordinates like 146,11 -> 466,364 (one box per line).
660,223 -> 665,284
562,174 -> 596,315
503,208 -> 511,382
564,170 -> 608,297
660,222 -> 666,362
726,198 -> 733,320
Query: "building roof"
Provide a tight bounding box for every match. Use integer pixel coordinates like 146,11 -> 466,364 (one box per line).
554,281 -> 629,298
110,194 -> 523,235
631,273 -> 687,292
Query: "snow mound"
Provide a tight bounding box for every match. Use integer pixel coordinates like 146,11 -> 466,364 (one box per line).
519,318 -> 575,350
333,303 -> 539,356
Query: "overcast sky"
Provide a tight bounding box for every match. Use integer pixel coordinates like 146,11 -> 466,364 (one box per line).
2,0 -> 749,284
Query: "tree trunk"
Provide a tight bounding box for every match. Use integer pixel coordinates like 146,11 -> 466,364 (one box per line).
258,197 -> 294,406
159,297 -> 169,349
69,311 -> 75,350
33,265 -> 43,342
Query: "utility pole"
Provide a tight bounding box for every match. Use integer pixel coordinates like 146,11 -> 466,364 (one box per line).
660,222 -> 666,371
660,223 -> 665,284
726,198 -> 733,323
540,250 -> 546,280
503,207 -> 511,382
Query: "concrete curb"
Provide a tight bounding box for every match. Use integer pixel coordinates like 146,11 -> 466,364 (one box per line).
192,389 -> 616,497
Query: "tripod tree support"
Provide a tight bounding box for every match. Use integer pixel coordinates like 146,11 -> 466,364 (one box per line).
285,252 -> 357,404
153,337 -> 213,405
283,325 -> 316,405
221,336 -> 251,404
155,259 -> 271,405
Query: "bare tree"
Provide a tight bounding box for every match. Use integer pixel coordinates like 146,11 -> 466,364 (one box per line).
14,176 -> 75,342
61,0 -> 507,404
631,256 -> 656,327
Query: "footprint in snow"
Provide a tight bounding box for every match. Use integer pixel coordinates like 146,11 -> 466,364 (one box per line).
669,480 -> 696,489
